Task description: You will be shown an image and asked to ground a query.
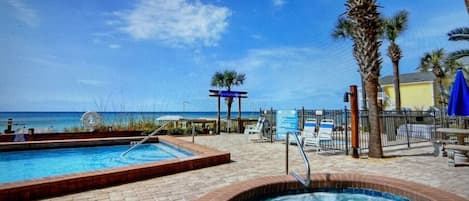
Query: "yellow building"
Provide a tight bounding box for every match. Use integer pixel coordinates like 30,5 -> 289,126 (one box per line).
379,72 -> 438,110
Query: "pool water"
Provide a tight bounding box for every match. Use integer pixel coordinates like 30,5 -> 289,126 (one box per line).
264,188 -> 409,201
0,142 -> 193,184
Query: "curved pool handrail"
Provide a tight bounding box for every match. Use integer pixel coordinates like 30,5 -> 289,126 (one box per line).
120,121 -> 172,157
287,131 -> 311,187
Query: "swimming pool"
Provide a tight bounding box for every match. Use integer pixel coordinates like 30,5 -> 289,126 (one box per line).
0,136 -> 231,200
197,174 -> 467,201
263,188 -> 409,201
0,142 -> 193,184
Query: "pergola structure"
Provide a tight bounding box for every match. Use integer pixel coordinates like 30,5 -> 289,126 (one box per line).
209,90 -> 248,134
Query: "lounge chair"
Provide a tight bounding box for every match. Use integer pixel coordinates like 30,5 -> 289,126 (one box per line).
244,117 -> 265,135
302,119 -> 319,151
318,119 -> 334,141
303,119 -> 334,152
290,119 -> 316,144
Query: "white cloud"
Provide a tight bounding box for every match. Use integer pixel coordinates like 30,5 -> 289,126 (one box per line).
413,12 -> 468,39
77,79 -> 107,86
6,0 -> 39,27
250,34 -> 264,40
272,0 -> 286,8
108,44 -> 121,49
114,0 -> 231,47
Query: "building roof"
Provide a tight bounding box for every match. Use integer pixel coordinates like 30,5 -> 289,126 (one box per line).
379,72 -> 435,85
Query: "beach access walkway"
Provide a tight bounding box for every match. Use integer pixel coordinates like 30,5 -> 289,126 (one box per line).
44,134 -> 469,201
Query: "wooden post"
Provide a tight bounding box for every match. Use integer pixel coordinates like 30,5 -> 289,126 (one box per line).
217,96 -> 221,134
350,85 -> 359,158
209,90 -> 247,134
192,122 -> 195,143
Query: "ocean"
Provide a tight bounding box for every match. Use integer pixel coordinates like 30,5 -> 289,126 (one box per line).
0,112 -> 260,132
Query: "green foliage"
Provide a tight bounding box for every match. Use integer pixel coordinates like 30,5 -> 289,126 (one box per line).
210,70 -> 246,120
382,10 -> 408,42
210,70 -> 246,91
418,48 -> 464,103
332,17 -> 352,40
63,116 -> 163,134
447,27 -> 468,65
448,27 -> 469,41
63,126 -> 87,133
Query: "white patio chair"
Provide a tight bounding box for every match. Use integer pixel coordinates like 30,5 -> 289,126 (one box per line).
318,119 -> 334,142
244,117 -> 265,135
302,119 -> 319,150
303,119 -> 334,152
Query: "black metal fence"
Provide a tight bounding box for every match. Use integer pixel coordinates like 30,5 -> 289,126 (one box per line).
261,108 -> 442,154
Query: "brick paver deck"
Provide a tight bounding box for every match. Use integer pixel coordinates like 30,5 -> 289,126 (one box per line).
44,134 -> 469,201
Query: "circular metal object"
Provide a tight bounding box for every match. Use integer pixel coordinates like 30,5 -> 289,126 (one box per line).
81,112 -> 102,131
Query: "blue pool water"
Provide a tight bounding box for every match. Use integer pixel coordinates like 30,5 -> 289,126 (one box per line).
0,142 -> 193,184
264,188 -> 409,201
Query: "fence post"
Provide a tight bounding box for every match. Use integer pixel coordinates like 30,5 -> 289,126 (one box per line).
432,110 -> 437,140
302,106 -> 305,130
344,106 -> 349,155
404,110 -> 411,148
270,107 -> 274,143
286,131 -> 289,175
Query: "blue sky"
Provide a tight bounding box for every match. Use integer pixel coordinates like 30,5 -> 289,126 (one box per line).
1,0 -> 468,112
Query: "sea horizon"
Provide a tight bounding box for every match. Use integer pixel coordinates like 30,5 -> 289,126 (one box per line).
0,111 -> 260,132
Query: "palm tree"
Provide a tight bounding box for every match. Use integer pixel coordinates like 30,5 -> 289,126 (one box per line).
418,49 -> 465,105
345,0 -> 383,158
211,70 -> 246,121
382,10 -> 409,112
332,17 -> 368,110
465,0 -> 469,14
448,27 -> 469,61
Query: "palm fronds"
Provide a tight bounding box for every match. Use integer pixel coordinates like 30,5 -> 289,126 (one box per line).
448,27 -> 469,41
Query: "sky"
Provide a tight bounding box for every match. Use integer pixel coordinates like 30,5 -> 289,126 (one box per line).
1,0 -> 468,112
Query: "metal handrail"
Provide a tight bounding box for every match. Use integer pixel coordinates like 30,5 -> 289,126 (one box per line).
287,131 -> 311,186
120,121 -> 172,157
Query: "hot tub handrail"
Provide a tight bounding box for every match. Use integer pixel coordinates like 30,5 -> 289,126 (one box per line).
120,121 -> 172,157
287,131 -> 311,187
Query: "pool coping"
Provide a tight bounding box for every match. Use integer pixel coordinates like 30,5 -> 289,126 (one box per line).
196,173 -> 467,201
0,136 -> 230,200
0,136 -> 158,151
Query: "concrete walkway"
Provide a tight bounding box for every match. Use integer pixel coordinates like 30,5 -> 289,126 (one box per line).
45,134 -> 469,201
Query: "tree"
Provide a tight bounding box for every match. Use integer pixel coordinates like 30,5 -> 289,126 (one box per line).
210,70 -> 246,121
466,0 -> 469,14
382,10 -> 409,112
345,0 -> 383,158
332,17 -> 368,110
417,49 -> 462,106
448,27 -> 469,61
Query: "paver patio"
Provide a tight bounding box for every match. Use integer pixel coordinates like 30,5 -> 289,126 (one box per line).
44,134 -> 469,201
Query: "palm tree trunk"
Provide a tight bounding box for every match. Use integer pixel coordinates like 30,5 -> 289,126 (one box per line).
466,0 -> 469,14
361,74 -> 368,110
392,61 -> 401,111
366,78 -> 383,158
436,77 -> 447,126
226,97 -> 233,120
346,0 -> 383,158
437,77 -> 445,108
